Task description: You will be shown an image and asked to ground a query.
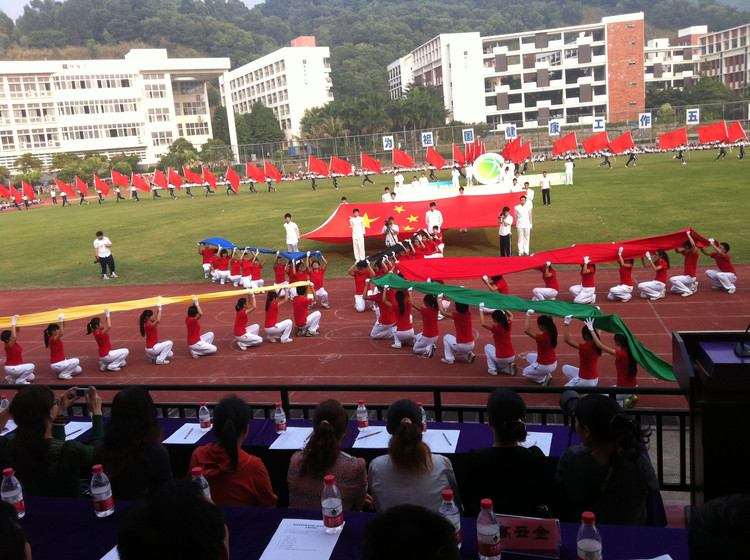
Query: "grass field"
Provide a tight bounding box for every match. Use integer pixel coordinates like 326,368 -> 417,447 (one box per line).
1,148 -> 747,290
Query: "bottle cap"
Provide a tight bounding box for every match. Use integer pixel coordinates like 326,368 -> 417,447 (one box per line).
1,395 -> 6,400
276,402 -> 282,408
480,498 -> 493,510
2,468 -> 13,477
417,401 -> 423,407
582,511 -> 596,525
200,402 -> 206,406
191,467 -> 203,477
92,464 -> 103,474
442,489 -> 454,501
324,475 -> 335,485
358,400 -> 365,405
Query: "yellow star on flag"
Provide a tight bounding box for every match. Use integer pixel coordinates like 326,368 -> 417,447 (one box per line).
362,213 -> 380,229
407,215 -> 418,223
403,225 -> 414,231
394,205 -> 405,213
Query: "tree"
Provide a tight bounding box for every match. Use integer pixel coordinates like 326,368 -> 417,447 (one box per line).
245,101 -> 285,144
14,153 -> 44,175
158,138 -> 198,170
200,138 -> 234,165
656,103 -> 676,125
0,166 -> 10,185
211,106 -> 230,144
109,152 -> 141,175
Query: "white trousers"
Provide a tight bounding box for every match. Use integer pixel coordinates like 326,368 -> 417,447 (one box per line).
265,320 -> 293,341
706,270 -> 736,291
146,340 -> 174,363
229,273 -> 242,286
516,228 -> 531,255
51,358 -> 82,377
443,334 -> 475,362
566,170 -> 574,185
352,236 -> 365,262
392,328 -> 415,348
638,280 -> 665,298
562,365 -> 599,387
202,263 -> 211,273
235,325 -> 262,347
424,253 -> 443,259
413,333 -> 438,357
371,321 -> 395,339
522,353 -> 557,383
4,364 -> 35,384
670,275 -> 696,294
100,348 -> 129,370
354,294 -> 366,313
570,285 -> 596,304
299,311 -> 321,334
241,275 -> 253,289
189,333 -> 217,356
250,278 -> 265,289
484,344 -> 515,374
608,284 -> 633,301
212,270 -> 230,284
531,287 -> 558,301
315,287 -> 329,306
287,243 -> 299,252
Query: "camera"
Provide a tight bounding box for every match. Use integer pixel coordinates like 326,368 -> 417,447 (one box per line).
75,387 -> 91,398
560,390 -> 581,419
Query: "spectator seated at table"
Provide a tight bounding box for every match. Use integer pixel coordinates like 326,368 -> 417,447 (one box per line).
689,493 -> 750,560
361,504 -> 460,560
287,399 -> 368,511
118,478 -> 229,560
0,500 -> 31,560
0,385 -> 103,497
368,399 -> 460,513
555,394 -> 658,525
188,395 -> 277,507
95,387 -> 171,500
460,388 -> 552,518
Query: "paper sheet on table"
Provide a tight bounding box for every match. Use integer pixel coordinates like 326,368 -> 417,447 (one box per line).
520,431 -> 553,456
100,546 -> 119,560
269,427 -> 314,450
65,421 -> 93,441
1,419 -> 17,436
351,429 -> 391,448
633,556 -> 673,560
422,429 -> 460,453
259,518 -> 344,560
162,423 -> 207,444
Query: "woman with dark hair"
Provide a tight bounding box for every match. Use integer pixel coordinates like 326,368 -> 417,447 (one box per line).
441,301 -> 475,364
95,387 -> 171,499
2,317 -> 35,384
608,249 -> 635,302
479,307 -> 516,376
212,248 -> 231,285
555,394 -> 658,525
368,399 -> 459,513
383,289 -> 415,349
43,314 -> 82,380
569,258 -> 596,304
287,399 -> 367,510
460,388 -> 549,517
86,309 -> 129,371
412,294 -> 444,358
264,290 -> 293,343
186,299 -> 217,358
188,395 -> 276,507
139,304 -> 173,365
3,385 -> 102,496
522,311 -> 557,386
234,294 -> 263,349
561,316 -> 601,387
587,320 -> 639,408
638,249 -> 670,301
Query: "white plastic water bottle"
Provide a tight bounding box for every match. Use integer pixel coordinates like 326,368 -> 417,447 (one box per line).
477,498 -> 501,560
0,395 -> 10,412
191,466 -> 211,499
90,464 -> 114,517
576,511 -> 602,560
439,489 -> 461,548
274,403 -> 287,434
199,402 -> 211,430
1,468 -> 25,518
418,401 -> 427,432
321,475 -> 343,534
356,400 -> 368,431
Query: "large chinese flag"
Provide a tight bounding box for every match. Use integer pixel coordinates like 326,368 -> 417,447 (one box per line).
727,121 -> 746,143
426,147 -> 446,170
552,133 -> 577,156
698,121 -> 728,144
309,155 -> 330,176
607,132 -> 635,155
132,174 -> 151,192
264,161 -> 283,183
94,175 -> 110,196
22,181 -> 35,200
512,141 -> 532,163
153,169 -> 168,189
330,157 -> 352,176
360,152 -> 382,174
658,128 -> 687,151
452,144 -> 466,166
111,169 -> 129,187
226,166 -> 240,193
0,185 -> 9,200
582,132 -> 610,155
245,162 -> 266,183
55,179 -> 75,197
75,176 -> 88,195
9,184 -> 23,203
183,166 -> 203,184
202,167 -> 217,189
168,168 -> 183,190
393,148 -> 415,168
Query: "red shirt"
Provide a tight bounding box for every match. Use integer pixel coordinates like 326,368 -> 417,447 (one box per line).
200,248 -> 214,264
535,331 -> 556,365
353,270 -> 371,295
230,259 -> 242,275
395,300 -> 412,332
581,264 -> 595,288
186,317 -> 201,345
241,260 -> 253,276
683,251 -> 699,277
654,260 -> 668,284
145,321 -> 159,348
422,241 -> 433,256
265,301 -> 279,328
492,322 -> 514,359
371,292 -> 396,325
49,336 -> 66,363
618,264 -> 633,286
94,330 -> 112,357
234,309 -> 248,336
615,348 -> 638,387
543,270 -> 559,291
373,267 -> 388,278
414,245 -> 426,258
250,264 -> 263,280
710,252 -> 735,274
420,307 -> 439,338
292,269 -> 309,283
4,342 -> 23,366
293,296 -> 310,327
209,256 -> 219,269
452,311 -> 473,344
309,269 -> 325,290
495,278 -> 509,295
217,256 -> 230,272
273,264 -> 286,284
577,341 -> 599,380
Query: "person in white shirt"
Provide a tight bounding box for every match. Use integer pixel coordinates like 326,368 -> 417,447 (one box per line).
451,167 -> 460,188
425,202 -> 443,232
382,217 -> 400,248
283,213 -> 301,252
50,187 -> 58,204
465,162 -> 473,186
393,182 -> 402,199
381,187 -> 391,203
514,196 -> 532,256
411,175 -> 420,188
523,181 -> 534,205
389,191 -> 400,203
94,230 -> 117,279
498,206 -> 513,256
539,171 -> 551,206
394,172 -> 404,188
350,208 -> 366,262
419,172 -> 429,188
564,158 -> 575,185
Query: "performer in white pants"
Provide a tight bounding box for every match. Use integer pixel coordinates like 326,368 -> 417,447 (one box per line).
248,252 -> 266,289
139,305 -> 174,364
264,291 -> 293,343
43,315 -> 82,379
87,309 -> 129,371
569,258 -> 596,304
700,239 -> 737,294
186,299 -> 218,358
608,248 -> 634,302
479,306 -> 516,376
366,286 -> 396,339
349,208 -> 366,262
307,253 -> 330,309
413,294 -> 443,358
198,243 -> 214,278
385,289 -> 416,349
228,249 -> 243,287
441,301 -> 476,364
514,195 -> 532,256
348,261 -> 373,313
234,294 -> 263,349
669,231 -> 699,297
521,311 -> 557,385
588,320 -> 639,408
561,315 -> 600,387
211,248 -> 231,284
2,318 -> 35,384
292,284 -> 322,336
531,262 -> 559,301
638,250 -> 669,301
239,250 -> 254,289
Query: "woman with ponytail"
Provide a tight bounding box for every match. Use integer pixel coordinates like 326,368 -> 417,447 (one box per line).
412,293 -> 444,358
188,395 -> 276,507
479,307 -> 516,376
139,304 -> 173,365
383,289 -> 416,349
264,290 -> 293,343
368,399 -> 459,513
43,314 -> 82,379
233,294 -> 263,350
587,323 -> 640,408
287,399 -> 367,510
460,388 -> 549,517
522,311 -> 558,386
555,394 -> 657,525
86,309 -> 129,371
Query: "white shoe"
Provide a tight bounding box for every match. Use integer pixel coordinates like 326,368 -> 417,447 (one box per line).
191,351 -> 199,359
321,304 -> 330,309
155,360 -> 170,365
280,338 -> 293,344
110,272 -> 118,278
466,352 -> 476,363
650,291 -> 665,301
488,368 -> 498,376
266,337 -> 277,344
99,362 -> 107,371
108,367 -> 121,372
237,342 -> 248,350
58,373 -> 73,380
441,358 -> 454,364
102,275 -> 109,280
728,287 -> 736,294
509,363 -> 518,376
681,291 -> 693,297
541,373 -> 553,386
428,344 -> 436,358
391,343 -> 402,349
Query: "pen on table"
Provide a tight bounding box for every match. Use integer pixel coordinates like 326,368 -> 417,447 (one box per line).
67,429 -> 82,438
184,427 -> 193,440
304,432 -> 312,442
356,430 -> 383,440
442,432 -> 452,446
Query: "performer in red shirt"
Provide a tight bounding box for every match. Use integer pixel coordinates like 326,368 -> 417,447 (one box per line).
239,250 -> 254,289
264,290 -> 293,343
43,314 -> 82,379
441,301 -> 475,364
347,261 -> 374,313
383,289 -> 415,349
479,307 -> 516,376
608,248 -> 634,302
587,319 -> 639,408
561,315 -> 600,387
670,231 -> 699,297
139,303 -> 174,364
700,238 -> 737,294
569,258 -> 596,304
413,294 -> 443,358
2,317 -> 35,384
249,251 -> 266,289
186,298 -> 217,358
521,311 -> 557,385
364,285 -> 396,339
272,253 -> 290,296
292,284 -> 321,336
638,249 -> 670,301
234,294 -> 262,349
213,249 -> 231,285
198,243 -> 215,278
87,309 -> 129,371
532,262 -> 559,301
228,249 -> 243,287
307,253 -> 329,309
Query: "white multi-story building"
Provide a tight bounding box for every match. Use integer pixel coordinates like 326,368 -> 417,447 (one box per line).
387,54 -> 413,100
700,23 -> 750,96
644,26 -> 707,90
220,36 -> 333,141
0,49 -> 233,172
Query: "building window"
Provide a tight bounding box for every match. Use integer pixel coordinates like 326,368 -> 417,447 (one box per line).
184,122 -> 209,136
182,102 -> 207,116
151,131 -> 173,146
148,108 -> 171,122
145,84 -> 167,99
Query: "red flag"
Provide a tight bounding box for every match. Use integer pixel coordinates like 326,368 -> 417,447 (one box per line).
22,181 -> 35,200
512,141 -> 532,163
0,185 -> 9,200
360,152 -> 382,174
168,168 -> 183,190
309,155 -> 330,177
607,131 -> 635,155
465,142 -> 474,163
502,137 -> 521,160
426,147 -> 446,170
452,144 -> 466,166
658,128 -> 687,151
9,184 -> 22,204
153,169 -> 168,189
226,166 -> 239,192
75,176 -> 88,195
55,179 -> 75,197
329,157 -> 352,176
246,162 -> 266,183
393,148 -> 415,168
264,161 -> 282,184
132,174 -> 151,192
182,166 -> 203,184
94,176 -> 110,196
698,121 -> 728,144
582,132 -> 610,155
202,167 -> 217,189
474,139 -> 485,158
552,133 -> 577,156
110,169 -> 128,187
727,121 -> 746,143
